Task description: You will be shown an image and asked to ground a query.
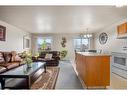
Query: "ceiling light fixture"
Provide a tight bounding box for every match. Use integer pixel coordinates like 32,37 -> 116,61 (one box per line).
83,28 -> 92,38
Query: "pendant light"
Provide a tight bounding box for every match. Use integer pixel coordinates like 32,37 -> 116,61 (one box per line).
83,28 -> 92,38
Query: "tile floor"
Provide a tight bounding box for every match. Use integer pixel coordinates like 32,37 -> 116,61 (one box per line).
108,73 -> 127,89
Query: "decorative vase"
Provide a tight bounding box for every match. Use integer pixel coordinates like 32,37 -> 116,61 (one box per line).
27,63 -> 32,68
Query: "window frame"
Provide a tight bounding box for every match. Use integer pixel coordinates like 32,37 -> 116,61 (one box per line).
37,37 -> 53,51
73,37 -> 90,51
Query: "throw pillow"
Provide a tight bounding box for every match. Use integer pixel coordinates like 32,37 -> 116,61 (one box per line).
11,51 -> 22,62
4,53 -> 12,63
0,52 -> 5,64
45,54 -> 52,59
11,51 -> 17,62
14,55 -> 22,62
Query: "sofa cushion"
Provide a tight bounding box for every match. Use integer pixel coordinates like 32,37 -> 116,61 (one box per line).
45,54 -> 52,59
0,62 -> 19,70
39,52 -> 46,58
11,51 -> 22,62
19,62 -> 25,66
35,51 -> 60,66
38,58 -> 55,61
6,63 -> 19,70
4,53 -> 12,63
12,55 -> 22,62
0,66 -> 6,73
0,52 -> 5,64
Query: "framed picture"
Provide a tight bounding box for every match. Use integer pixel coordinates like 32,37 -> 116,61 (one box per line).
0,25 -> 6,41
23,35 -> 31,49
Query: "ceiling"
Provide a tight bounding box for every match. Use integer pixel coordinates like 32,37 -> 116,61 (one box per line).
0,6 -> 127,34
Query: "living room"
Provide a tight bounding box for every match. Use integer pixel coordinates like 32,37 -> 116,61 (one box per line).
0,1 -> 127,95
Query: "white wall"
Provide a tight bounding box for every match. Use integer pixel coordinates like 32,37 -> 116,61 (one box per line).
0,20 -> 31,52
31,33 -> 77,60
52,34 -> 76,60
94,18 -> 127,53
31,33 -> 94,60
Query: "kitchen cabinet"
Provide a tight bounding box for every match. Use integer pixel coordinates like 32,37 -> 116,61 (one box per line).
117,22 -> 127,38
75,52 -> 110,88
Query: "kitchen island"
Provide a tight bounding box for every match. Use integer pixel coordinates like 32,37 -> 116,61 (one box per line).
75,52 -> 110,89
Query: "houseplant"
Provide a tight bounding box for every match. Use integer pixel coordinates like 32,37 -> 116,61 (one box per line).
60,37 -> 68,60
41,40 -> 47,51
34,52 -> 39,58
22,51 -> 33,68
60,50 -> 68,60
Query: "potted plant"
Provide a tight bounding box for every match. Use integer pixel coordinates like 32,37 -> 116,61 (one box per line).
60,50 -> 68,60
22,51 -> 33,68
34,52 -> 40,60
41,40 -> 47,51
60,37 -> 68,60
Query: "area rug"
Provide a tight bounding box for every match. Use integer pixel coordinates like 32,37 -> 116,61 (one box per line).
31,67 -> 60,89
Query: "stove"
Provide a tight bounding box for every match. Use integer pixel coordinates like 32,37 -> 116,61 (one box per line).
111,52 -> 127,79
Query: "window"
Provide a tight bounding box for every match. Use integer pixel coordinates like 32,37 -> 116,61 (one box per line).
37,37 -> 52,51
74,38 -> 89,52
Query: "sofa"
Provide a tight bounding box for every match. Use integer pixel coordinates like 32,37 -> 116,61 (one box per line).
0,66 -> 6,73
0,51 -> 23,74
32,51 -> 60,66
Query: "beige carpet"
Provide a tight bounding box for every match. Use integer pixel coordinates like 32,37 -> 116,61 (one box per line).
31,67 -> 60,89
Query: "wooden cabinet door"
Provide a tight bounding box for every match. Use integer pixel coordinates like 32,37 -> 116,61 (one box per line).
80,54 -> 84,80
76,53 -> 80,73
117,22 -> 127,35
82,56 -> 86,84
76,54 -> 110,87
86,56 -> 101,86
76,53 -> 86,84
100,56 -> 110,86
76,53 -> 82,77
78,54 -> 82,77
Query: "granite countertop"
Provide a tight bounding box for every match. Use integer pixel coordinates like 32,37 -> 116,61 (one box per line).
76,52 -> 111,56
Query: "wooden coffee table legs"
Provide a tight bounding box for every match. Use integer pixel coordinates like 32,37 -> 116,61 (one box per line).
26,76 -> 30,89
44,64 -> 46,73
0,64 -> 46,89
0,78 -> 5,89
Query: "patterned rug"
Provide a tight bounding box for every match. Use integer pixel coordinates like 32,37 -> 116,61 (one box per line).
31,67 -> 60,89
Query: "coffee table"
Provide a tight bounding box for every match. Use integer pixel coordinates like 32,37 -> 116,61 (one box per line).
0,62 -> 46,89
